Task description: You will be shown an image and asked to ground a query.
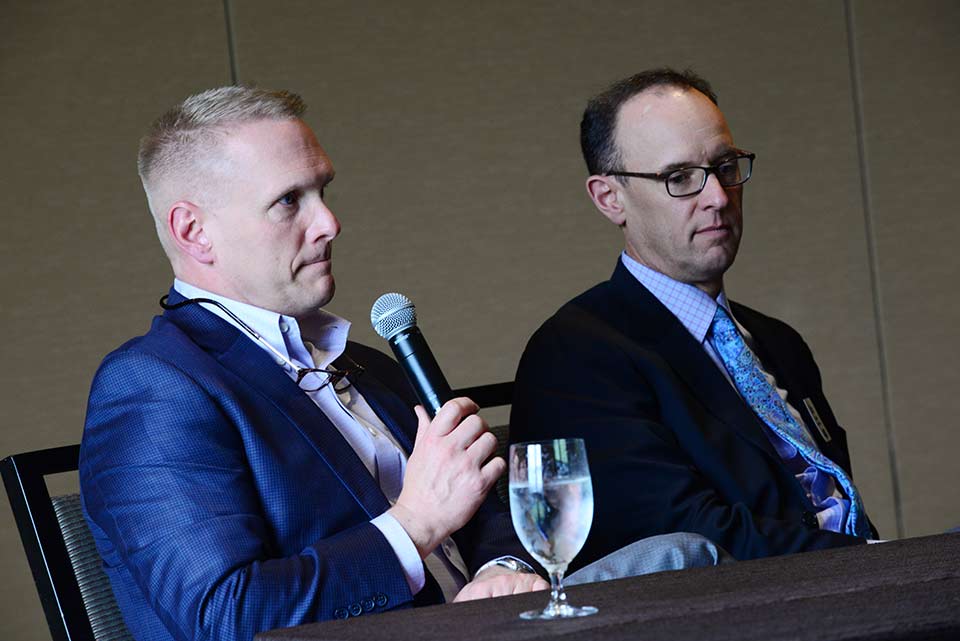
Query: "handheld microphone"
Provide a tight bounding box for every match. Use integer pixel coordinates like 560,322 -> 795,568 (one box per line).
371,293 -> 453,417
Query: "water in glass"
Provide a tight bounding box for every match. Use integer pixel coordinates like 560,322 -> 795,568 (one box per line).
509,438 -> 598,619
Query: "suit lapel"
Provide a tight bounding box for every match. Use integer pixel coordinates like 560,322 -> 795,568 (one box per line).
607,263 -> 779,460
162,289 -> 391,519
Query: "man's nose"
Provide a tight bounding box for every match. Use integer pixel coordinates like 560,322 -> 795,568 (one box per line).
309,201 -> 341,241
699,172 -> 730,209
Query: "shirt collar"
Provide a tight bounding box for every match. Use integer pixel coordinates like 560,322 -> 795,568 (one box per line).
620,251 -> 731,344
172,279 -> 351,370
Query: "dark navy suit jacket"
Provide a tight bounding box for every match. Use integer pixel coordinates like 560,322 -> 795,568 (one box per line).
80,289 -> 523,641
511,260 -> 876,567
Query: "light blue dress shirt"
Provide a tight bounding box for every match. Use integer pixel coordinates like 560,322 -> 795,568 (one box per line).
619,254 -> 851,533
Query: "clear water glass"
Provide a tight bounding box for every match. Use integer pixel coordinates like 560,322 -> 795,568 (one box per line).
508,438 -> 598,619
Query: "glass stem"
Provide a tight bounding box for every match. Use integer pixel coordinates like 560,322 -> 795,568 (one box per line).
547,568 -> 567,614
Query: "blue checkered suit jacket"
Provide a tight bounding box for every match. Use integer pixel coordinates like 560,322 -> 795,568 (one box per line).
80,289 -> 522,641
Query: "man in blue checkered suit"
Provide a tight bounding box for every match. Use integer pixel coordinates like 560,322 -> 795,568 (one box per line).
79,86 -> 549,641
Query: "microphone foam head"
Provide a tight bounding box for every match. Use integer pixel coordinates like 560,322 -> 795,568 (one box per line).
371,292 -> 417,339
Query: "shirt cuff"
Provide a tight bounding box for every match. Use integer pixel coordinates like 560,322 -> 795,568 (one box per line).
474,556 -> 536,578
371,512 -> 425,594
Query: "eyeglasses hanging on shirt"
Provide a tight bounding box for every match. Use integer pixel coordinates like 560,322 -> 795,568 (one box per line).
160,295 -> 364,392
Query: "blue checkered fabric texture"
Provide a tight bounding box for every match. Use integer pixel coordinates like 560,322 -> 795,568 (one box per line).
708,306 -> 871,538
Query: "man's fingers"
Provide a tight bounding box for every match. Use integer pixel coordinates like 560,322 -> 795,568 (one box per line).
478,454 -> 507,487
450,414 -> 489,450
454,573 -> 549,602
453,583 -> 491,602
467,430 -> 499,464
413,405 -> 431,446
504,574 -> 547,595
430,397 -> 480,437
518,576 -> 549,594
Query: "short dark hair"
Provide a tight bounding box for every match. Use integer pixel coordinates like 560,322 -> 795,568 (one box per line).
579,68 -> 718,177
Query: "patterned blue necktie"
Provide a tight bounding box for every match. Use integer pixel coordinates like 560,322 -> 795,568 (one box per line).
708,305 -> 870,538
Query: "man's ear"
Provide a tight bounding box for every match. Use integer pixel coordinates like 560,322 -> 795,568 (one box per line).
585,175 -> 626,226
168,201 -> 215,265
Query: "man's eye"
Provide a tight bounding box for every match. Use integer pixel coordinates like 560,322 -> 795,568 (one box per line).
668,170 -> 695,185
716,161 -> 741,182
717,161 -> 737,175
278,192 -> 299,207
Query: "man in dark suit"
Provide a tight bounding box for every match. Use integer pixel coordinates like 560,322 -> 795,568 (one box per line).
511,69 -> 878,570
80,86 -> 548,641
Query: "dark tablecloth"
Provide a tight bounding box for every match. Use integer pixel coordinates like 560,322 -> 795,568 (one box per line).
257,533 -> 960,641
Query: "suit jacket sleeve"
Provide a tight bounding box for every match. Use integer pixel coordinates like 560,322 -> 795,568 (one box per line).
510,312 -> 864,565
80,348 -> 415,641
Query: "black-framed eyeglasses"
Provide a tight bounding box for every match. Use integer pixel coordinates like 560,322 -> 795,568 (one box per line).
606,152 -> 755,197
160,295 -> 364,393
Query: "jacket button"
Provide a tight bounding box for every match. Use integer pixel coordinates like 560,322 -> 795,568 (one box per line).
333,608 -> 349,619
362,598 -> 375,612
802,511 -> 818,528
349,602 -> 363,617
375,593 -> 388,607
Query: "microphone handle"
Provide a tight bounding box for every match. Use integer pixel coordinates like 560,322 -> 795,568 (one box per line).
388,327 -> 453,417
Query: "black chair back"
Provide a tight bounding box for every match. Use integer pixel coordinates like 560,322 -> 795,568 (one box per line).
2,444 -> 132,641
450,382 -> 513,409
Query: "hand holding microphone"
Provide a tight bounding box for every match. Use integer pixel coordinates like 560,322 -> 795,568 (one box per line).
372,293 -> 505,557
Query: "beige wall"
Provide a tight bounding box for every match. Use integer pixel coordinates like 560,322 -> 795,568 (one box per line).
1,0 -> 956,636
852,0 -> 960,539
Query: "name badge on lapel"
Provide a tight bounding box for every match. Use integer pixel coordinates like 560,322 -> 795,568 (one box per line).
802,398 -> 832,443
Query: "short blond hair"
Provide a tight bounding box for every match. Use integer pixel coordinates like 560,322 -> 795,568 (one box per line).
138,85 -> 306,187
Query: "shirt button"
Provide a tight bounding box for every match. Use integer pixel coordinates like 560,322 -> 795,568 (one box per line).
348,602 -> 363,617
361,598 -> 375,612
279,320 -> 290,333
375,593 -> 388,607
333,608 -> 349,619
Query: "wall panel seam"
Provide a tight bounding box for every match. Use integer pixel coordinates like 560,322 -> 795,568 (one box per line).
223,0 -> 240,85
843,0 -> 903,538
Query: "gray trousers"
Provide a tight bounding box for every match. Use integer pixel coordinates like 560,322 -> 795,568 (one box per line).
565,533 -> 734,585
